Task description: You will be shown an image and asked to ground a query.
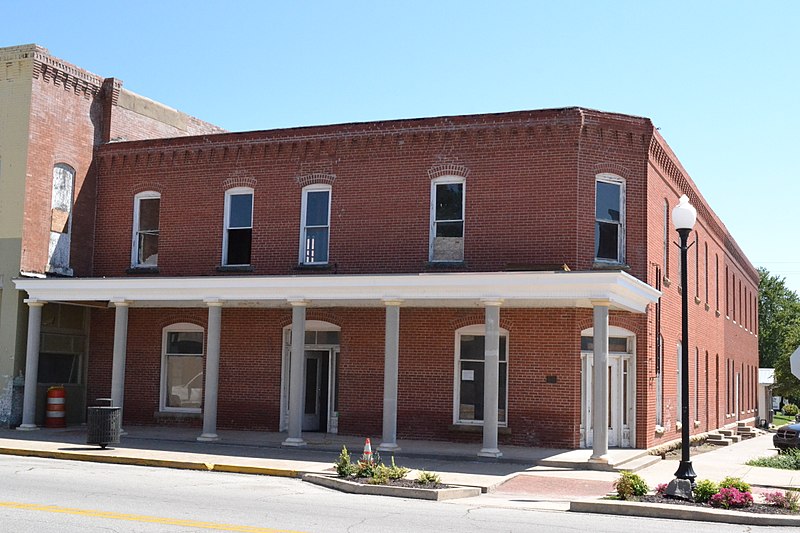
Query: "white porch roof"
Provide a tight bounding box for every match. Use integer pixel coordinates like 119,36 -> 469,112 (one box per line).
14,270 -> 660,313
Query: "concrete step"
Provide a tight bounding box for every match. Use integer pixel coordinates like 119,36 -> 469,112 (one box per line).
612,454 -> 661,473
706,434 -> 733,446
718,429 -> 735,437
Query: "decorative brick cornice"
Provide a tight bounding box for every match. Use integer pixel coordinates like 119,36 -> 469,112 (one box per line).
30,47 -> 103,99
295,173 -> 336,187
649,136 -> 758,284
428,163 -> 470,180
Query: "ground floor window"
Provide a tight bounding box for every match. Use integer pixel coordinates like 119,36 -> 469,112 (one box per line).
161,323 -> 204,412
454,325 -> 508,425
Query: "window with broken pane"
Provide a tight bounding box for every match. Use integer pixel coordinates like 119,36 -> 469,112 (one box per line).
134,194 -> 160,266
431,179 -> 464,261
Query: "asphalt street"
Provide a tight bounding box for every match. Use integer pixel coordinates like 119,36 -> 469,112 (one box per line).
1,455 -> 787,533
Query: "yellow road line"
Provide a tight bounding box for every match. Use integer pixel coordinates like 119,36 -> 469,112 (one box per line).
0,501 -> 306,533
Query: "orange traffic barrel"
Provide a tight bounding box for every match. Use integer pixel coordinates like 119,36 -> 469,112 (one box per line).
45,385 -> 66,428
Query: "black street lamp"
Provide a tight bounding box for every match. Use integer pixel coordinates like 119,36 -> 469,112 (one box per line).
671,194 -> 698,487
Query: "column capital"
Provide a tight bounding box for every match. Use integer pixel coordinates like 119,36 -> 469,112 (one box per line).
590,299 -> 611,308
481,298 -> 504,307
110,298 -> 130,307
23,299 -> 45,307
382,298 -> 403,307
204,298 -> 224,307
287,298 -> 308,307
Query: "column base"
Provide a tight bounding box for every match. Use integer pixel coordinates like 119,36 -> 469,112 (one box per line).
16,424 -> 39,431
282,437 -> 307,447
378,442 -> 401,453
478,447 -> 502,458
197,433 -> 220,442
588,454 -> 609,464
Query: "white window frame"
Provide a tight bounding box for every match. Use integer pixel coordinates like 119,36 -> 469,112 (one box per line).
299,184 -> 332,265
452,324 -> 509,427
594,173 -> 626,264
222,187 -> 254,266
131,191 -> 161,268
429,176 -> 465,262
160,322 -> 205,413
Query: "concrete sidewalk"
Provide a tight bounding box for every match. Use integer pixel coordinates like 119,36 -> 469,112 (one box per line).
0,425 -> 797,500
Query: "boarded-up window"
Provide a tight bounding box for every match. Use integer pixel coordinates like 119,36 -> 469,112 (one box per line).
48,164 -> 75,274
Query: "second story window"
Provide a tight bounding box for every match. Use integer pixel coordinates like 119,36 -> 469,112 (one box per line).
595,175 -> 625,263
300,185 -> 331,265
132,192 -> 160,267
223,188 -> 253,266
430,177 -> 465,262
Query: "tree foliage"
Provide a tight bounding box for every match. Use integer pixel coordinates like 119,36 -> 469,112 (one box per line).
758,268 -> 800,396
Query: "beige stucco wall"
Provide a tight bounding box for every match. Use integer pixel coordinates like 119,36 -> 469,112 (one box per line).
0,45 -> 34,425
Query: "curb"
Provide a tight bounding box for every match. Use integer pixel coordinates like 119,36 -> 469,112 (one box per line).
569,499 -> 800,527
303,474 -> 482,500
0,447 -> 302,478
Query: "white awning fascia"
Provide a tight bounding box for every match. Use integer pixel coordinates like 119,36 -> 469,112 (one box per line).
13,270 -> 660,313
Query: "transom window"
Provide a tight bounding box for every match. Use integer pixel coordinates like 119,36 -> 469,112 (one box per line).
300,185 -> 331,265
430,177 -> 465,262
132,192 -> 160,267
595,175 -> 625,263
161,323 -> 204,412
454,325 -> 508,425
223,188 -> 253,266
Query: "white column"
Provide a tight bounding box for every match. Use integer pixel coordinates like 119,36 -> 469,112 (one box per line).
18,300 -> 44,430
283,300 -> 307,446
198,300 -> 223,442
110,299 -> 129,423
379,300 -> 402,452
479,300 -> 503,458
590,301 -> 610,463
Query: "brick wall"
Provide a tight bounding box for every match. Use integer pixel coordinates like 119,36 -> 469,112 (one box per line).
85,106 -> 759,449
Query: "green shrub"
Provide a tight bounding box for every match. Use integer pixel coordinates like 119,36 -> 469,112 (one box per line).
783,403 -> 799,416
334,446 -> 355,477
417,471 -> 442,485
747,449 -> 800,470
719,476 -> 751,493
386,456 -> 410,480
613,471 -> 649,500
369,464 -> 391,484
693,479 -> 719,503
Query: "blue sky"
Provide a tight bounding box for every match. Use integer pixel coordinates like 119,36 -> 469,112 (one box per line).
5,1 -> 799,293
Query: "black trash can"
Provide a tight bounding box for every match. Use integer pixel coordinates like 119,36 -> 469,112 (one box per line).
87,399 -> 121,449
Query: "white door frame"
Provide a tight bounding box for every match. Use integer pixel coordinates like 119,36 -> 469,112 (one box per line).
280,321 -> 340,433
580,327 -> 636,448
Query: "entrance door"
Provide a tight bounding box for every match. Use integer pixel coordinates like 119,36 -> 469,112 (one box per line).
580,331 -> 636,449
302,350 -> 329,431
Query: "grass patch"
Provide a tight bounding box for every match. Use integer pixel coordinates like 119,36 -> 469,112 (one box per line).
774,413 -> 795,427
747,449 -> 800,470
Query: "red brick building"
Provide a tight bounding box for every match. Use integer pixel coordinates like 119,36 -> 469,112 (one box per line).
14,104 -> 760,457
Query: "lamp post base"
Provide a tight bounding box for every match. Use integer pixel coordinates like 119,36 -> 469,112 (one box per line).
674,459 -> 697,484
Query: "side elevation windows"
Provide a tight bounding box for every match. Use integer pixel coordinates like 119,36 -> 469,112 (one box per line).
223,187 -> 253,266
132,192 -> 160,267
454,325 -> 508,425
300,184 -> 331,265
594,175 -> 625,263
430,177 -> 465,262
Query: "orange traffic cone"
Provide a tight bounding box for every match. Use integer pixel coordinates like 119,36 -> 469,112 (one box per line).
363,437 -> 373,463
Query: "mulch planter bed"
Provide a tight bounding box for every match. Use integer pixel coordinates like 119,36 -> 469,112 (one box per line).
637,494 -> 798,516
343,477 -> 449,490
